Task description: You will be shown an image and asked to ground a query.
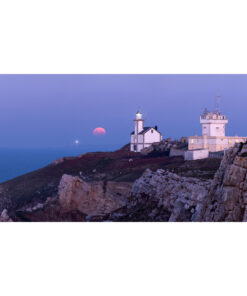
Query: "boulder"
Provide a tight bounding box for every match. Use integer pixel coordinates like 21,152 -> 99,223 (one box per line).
58,174 -> 132,216
111,168 -> 211,221
140,139 -> 188,156
0,209 -> 13,222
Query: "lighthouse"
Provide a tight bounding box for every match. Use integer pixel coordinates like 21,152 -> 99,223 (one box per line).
134,110 -> 144,135
188,107 -> 247,152
200,108 -> 228,137
130,110 -> 162,152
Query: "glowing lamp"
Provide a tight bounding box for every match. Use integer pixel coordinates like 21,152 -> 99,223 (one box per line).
136,111 -> 142,120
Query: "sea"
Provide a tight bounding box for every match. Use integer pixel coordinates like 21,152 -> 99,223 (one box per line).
0,145 -> 120,183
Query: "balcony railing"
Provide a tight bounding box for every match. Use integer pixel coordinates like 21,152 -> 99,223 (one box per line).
200,114 -> 227,120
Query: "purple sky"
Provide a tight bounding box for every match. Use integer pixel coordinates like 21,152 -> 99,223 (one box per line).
0,74 -> 246,149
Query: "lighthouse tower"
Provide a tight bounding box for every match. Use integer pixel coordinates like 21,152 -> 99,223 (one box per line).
134,110 -> 144,135
130,110 -> 162,152
200,108 -> 228,137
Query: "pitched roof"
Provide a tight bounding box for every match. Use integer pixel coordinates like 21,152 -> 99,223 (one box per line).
138,127 -> 152,134
130,127 -> 162,135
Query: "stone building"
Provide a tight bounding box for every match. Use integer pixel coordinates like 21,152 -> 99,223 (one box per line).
130,110 -> 162,152
184,149 -> 209,160
188,108 -> 247,152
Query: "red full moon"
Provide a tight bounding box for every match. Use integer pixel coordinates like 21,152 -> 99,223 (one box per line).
93,127 -> 106,136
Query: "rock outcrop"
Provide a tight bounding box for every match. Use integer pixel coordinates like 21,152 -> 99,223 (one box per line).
140,138 -> 188,157
108,169 -> 210,221
140,140 -> 173,156
201,142 -> 247,221
58,174 -> 132,216
15,197 -> 88,222
111,142 -> 247,222
0,209 -> 13,222
14,175 -> 132,221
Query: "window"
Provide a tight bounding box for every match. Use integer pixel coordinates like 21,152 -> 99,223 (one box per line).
191,139 -> 194,144
151,129 -> 154,133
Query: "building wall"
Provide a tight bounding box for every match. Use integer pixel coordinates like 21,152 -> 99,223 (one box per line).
200,117 -> 228,137
134,120 -> 144,134
169,148 -> 185,157
131,134 -> 144,143
202,123 -> 226,137
188,136 -> 247,152
202,123 -> 210,136
208,151 -> 224,159
144,129 -> 162,144
130,128 -> 162,152
184,149 -> 209,160
131,134 -> 144,152
130,144 -> 144,152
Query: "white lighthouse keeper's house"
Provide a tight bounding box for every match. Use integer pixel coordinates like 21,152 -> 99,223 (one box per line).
130,110 -> 162,152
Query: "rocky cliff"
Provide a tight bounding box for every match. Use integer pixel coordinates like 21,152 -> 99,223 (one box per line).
14,176 -> 132,221
0,144 -> 221,221
202,142 -> 247,221
58,174 -> 132,216
6,142 -> 247,222
107,169 -> 211,222
108,142 -> 247,222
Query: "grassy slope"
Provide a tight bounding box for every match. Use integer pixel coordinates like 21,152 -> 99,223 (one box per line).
0,145 -> 221,210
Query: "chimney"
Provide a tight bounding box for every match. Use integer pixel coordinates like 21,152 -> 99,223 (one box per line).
154,125 -> 158,130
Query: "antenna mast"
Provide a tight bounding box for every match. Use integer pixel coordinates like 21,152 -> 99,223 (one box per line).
216,93 -> 221,114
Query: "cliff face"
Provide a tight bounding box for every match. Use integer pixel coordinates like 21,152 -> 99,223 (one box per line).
14,175 -> 132,221
132,170 -> 210,222
58,174 -> 132,216
108,169 -> 211,222
4,142 -> 247,222
0,143 -> 221,222
111,142 -> 247,222
202,143 -> 247,221
5,143 -> 246,222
